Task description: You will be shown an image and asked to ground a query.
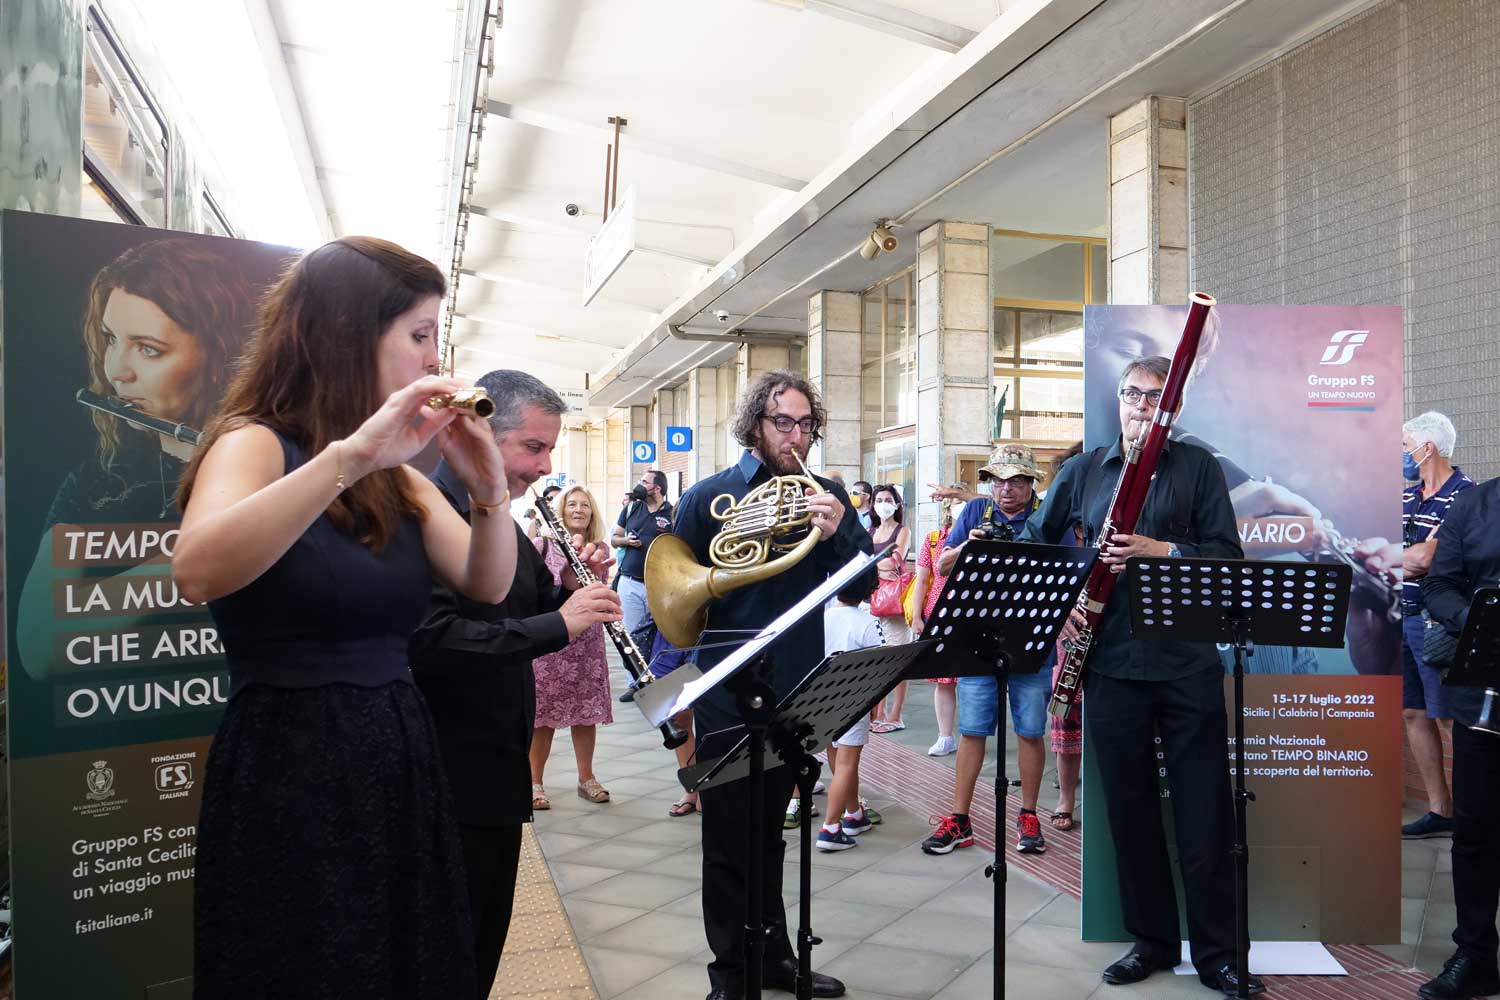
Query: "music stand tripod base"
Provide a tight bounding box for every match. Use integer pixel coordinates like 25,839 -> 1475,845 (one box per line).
918,539 -> 1093,1000
1129,556 -> 1351,1000
687,642 -> 934,1000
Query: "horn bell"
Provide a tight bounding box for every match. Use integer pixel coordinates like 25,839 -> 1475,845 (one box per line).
645,534 -> 714,649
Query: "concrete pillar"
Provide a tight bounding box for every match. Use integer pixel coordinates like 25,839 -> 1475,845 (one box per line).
624,404 -> 649,496
717,363 -> 738,468
560,426 -> 588,487
605,414 -> 628,513
915,221 -> 993,540
735,342 -> 794,398
586,421 -> 608,507
1108,96 -> 1188,304
807,291 -> 862,482
688,366 -> 719,485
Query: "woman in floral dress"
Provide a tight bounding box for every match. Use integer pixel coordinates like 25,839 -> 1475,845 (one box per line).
530,485 -> 614,808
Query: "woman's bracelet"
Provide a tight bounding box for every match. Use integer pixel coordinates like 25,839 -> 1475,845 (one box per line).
470,491 -> 511,517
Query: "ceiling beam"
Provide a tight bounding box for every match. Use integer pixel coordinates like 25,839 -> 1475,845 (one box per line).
485,100 -> 807,192
763,0 -> 977,53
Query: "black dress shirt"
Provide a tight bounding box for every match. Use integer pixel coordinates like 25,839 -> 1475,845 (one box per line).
673,450 -> 872,718
616,498 -> 673,579
409,460 -> 571,826
1021,437 -> 1243,681
1420,477 -> 1500,727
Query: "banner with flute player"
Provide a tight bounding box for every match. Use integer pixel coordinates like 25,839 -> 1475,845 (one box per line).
1,210 -> 294,997
1079,304 -> 1403,945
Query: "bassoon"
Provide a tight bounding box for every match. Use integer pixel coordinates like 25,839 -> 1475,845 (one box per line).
531,488 -> 690,749
1047,292 -> 1216,720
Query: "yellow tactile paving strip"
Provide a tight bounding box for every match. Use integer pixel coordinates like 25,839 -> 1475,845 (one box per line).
487,825 -> 599,1000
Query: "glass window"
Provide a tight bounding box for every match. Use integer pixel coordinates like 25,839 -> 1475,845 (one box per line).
992,231 -> 1101,461
202,191 -> 233,238
80,165 -> 139,225
862,433 -> 915,528
83,8 -> 169,227
859,268 -> 916,472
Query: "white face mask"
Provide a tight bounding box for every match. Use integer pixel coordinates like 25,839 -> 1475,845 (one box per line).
874,501 -> 898,520
950,503 -> 967,519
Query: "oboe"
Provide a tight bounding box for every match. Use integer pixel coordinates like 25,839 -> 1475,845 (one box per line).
1048,292 -> 1215,720
76,389 -> 201,445
531,489 -> 689,750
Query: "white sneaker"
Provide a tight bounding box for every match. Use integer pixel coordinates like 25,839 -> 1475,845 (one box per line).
812,780 -> 827,795
927,736 -> 957,757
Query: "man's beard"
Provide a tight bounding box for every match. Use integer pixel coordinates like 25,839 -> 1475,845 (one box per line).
761,444 -> 805,477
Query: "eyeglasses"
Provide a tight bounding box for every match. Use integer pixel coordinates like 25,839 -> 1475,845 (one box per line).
1118,387 -> 1164,406
761,413 -> 819,435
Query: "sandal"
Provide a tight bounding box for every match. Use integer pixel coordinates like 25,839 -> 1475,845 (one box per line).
668,797 -> 699,817
1050,811 -> 1077,831
532,783 -> 550,810
577,778 -> 611,803
870,720 -> 906,734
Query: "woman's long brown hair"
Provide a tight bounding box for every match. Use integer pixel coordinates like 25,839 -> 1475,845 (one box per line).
177,237 -> 444,551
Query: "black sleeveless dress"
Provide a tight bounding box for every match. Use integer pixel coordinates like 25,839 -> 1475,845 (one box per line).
193,431 -> 475,998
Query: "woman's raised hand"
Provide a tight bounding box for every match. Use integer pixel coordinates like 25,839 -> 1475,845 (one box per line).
344,375 -> 465,478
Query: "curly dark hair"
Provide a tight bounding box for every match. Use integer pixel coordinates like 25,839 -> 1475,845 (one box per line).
731,369 -> 826,449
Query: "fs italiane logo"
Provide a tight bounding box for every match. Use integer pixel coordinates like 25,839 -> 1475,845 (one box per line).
1319,330 -> 1369,366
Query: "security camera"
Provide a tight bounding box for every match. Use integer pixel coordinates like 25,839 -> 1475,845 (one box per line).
564,202 -> 581,217
859,224 -> 899,261
714,309 -> 731,323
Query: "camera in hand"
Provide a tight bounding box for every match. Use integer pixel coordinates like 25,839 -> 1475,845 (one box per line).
971,520 -> 1018,542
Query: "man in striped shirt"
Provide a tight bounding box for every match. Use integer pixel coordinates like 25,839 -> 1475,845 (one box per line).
1394,412 -> 1474,839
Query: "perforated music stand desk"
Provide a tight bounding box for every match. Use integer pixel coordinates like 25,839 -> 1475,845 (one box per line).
1127,556 -> 1352,1000
1443,586 -> 1500,687
910,538 -> 1093,1000
1441,587 -> 1500,735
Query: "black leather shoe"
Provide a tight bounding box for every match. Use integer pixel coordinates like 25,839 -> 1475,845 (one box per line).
1102,948 -> 1178,985
762,958 -> 846,997
1201,963 -> 1267,996
1418,952 -> 1500,999
705,988 -> 742,1000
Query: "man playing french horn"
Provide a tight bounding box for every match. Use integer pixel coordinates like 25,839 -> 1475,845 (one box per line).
670,370 -> 871,1000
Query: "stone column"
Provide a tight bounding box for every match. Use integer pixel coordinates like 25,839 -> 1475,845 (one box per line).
806,291 -> 862,482
915,221 -> 993,540
735,342 -> 793,398
1108,96 -> 1188,304
687,366 -> 719,484
624,404 -> 650,494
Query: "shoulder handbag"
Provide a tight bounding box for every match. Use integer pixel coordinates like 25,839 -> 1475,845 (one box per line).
902,530 -> 942,623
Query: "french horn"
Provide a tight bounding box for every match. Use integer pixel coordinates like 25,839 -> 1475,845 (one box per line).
645,448 -> 827,648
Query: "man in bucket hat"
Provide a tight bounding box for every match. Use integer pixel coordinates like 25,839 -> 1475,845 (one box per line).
921,442 -> 1051,857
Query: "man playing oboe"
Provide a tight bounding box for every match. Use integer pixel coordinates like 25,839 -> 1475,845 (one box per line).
1022,355 -> 1262,996
410,369 -> 621,998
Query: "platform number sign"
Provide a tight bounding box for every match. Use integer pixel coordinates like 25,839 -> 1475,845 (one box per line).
665,426 -> 693,452
632,440 -> 656,464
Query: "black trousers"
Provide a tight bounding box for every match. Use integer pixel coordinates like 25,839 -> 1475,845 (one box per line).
459,822 -> 525,999
1452,721 -> 1500,967
696,714 -> 798,989
1084,664 -> 1236,976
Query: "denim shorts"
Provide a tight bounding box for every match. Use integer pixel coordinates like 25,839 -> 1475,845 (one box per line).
957,670 -> 1049,739
1401,613 -> 1449,720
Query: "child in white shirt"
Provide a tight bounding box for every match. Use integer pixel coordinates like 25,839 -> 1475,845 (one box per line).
815,568 -> 885,851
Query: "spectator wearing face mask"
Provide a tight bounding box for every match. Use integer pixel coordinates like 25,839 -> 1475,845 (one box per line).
850,480 -> 874,533
868,484 -> 913,734
911,488 -> 969,755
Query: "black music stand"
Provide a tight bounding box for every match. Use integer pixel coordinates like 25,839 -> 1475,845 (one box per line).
906,539 -> 1094,1000
1440,587 -> 1500,735
684,642 -> 935,1000
1128,557 -> 1352,999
